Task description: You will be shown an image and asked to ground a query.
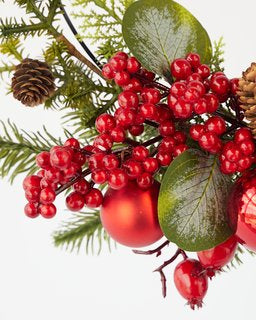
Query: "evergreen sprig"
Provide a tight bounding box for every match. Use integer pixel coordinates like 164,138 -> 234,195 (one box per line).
210,37 -> 225,73
53,211 -> 114,254
0,119 -> 65,182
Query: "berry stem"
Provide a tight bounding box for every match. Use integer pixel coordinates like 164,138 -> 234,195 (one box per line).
133,240 -> 170,257
142,135 -> 162,147
134,73 -> 170,93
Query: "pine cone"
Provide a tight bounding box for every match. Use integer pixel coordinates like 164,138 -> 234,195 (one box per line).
11,58 -> 56,107
237,62 -> 256,136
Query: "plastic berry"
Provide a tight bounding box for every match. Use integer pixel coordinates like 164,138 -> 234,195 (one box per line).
95,113 -> 116,133
40,187 -> 56,205
186,53 -> 201,68
116,108 -> 136,128
85,188 -> 103,208
73,179 -> 90,195
156,152 -> 172,167
123,159 -> 143,179
210,75 -> 230,95
24,203 -> 39,218
173,144 -> 189,157
169,82 -> 187,97
222,142 -> 242,162
196,64 -> 210,79
50,147 -> 72,169
23,175 -> 41,190
172,98 -> 193,119
109,56 -> 127,72
237,156 -> 252,171
114,71 -> 130,86
143,157 -> 159,174
88,153 -> 105,170
91,169 -> 108,184
102,64 -> 115,79
139,68 -> 155,81
40,178 -> 58,190
64,138 -> 80,149
39,203 -> 57,219
173,131 -> 186,144
238,140 -> 255,156
25,188 -> 40,202
102,154 -> 119,171
234,127 -> 253,144
36,151 -> 50,169
141,88 -> 161,104
204,93 -> 219,113
171,58 -> 192,80
132,146 -> 149,162
122,78 -> 142,92
198,132 -> 221,154
93,133 -> 113,151
205,116 -> 226,136
159,136 -> 176,152
127,57 -> 141,73
157,104 -> 172,123
129,125 -> 144,136
62,162 -> 80,178
109,126 -> 126,142
220,160 -> 237,174
118,91 -> 139,109
194,98 -> 207,114
66,192 -> 85,211
72,151 -> 86,166
108,168 -> 128,190
167,94 -> 178,108
174,259 -> 208,309
184,87 -> 201,103
137,172 -> 154,189
139,103 -> 157,120
159,120 -> 175,137
114,51 -> 128,60
230,78 -> 239,95
187,80 -> 205,96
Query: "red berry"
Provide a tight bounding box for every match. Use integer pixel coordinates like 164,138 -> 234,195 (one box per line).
204,93 -> 219,113
95,113 -> 116,133
197,236 -> 238,276
172,98 -> 193,119
123,159 -> 143,179
62,162 -> 80,178
64,138 -> 80,149
210,72 -> 225,80
234,127 -> 253,144
238,140 -> 255,156
102,154 -> 119,171
108,168 -> 128,190
198,132 -> 221,153
91,169 -> 108,184
141,88 -> 161,104
186,53 -> 201,68
23,175 -> 41,190
72,151 -> 86,166
171,58 -> 192,80
129,124 -> 144,136
37,169 -> 45,178
156,152 -> 172,167
196,64 -> 210,79
184,87 -> 201,103
159,120 -> 175,137
73,179 -> 90,195
173,131 -> 186,144
210,75 -> 230,95
25,188 -> 40,202
44,167 -> 60,183
122,78 -> 142,92
127,57 -> 141,73
194,98 -> 208,114
50,147 -> 72,169
88,153 -> 105,170
187,73 -> 202,82
39,204 -> 57,219
66,192 -> 85,212
36,151 -> 50,169
205,116 -> 226,136
114,71 -> 130,86
143,157 -> 159,174
93,133 -> 113,151
102,63 -> 115,79
109,56 -> 127,71
116,108 -> 136,128
157,104 -> 172,123
167,94 -> 178,108
190,124 -> 205,141
40,178 -> 58,190
39,187 -> 56,205
132,146 -> 149,162
174,259 -> 208,310
114,51 -> 128,60
136,172 -> 153,189
85,188 -> 103,208
24,203 -> 39,218
159,136 -> 176,152
139,68 -> 155,81
139,103 -> 157,120
187,80 -> 205,96
169,82 -> 187,97
118,91 -> 139,109
220,160 -> 237,174
222,142 -> 242,162
237,156 -> 252,171
173,144 -> 189,157
230,78 -> 239,95
109,126 -> 126,142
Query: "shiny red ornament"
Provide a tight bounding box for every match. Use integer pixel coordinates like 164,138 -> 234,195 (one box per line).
100,180 -> 163,247
227,170 -> 256,251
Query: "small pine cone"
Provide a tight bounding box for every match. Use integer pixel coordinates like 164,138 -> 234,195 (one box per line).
237,62 -> 256,136
11,58 -> 56,107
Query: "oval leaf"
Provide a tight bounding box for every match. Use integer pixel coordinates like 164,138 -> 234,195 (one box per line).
122,0 -> 212,79
158,149 -> 233,252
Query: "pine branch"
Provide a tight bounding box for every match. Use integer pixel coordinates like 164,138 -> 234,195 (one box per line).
0,119 -> 64,183
53,211 -> 114,254
210,37 -> 225,72
225,245 -> 256,270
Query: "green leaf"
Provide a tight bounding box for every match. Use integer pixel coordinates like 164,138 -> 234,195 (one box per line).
158,149 -> 233,252
122,0 -> 212,79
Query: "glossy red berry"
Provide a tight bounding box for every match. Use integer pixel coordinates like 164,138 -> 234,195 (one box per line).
156,152 -> 172,167
159,120 -> 175,137
205,116 -> 226,136
157,105 -> 173,123
62,162 -> 80,178
132,146 -> 149,162
72,151 -> 86,166
118,91 -> 139,109
136,172 -> 153,189
129,124 -> 144,136
127,57 -> 141,73
141,88 -> 161,104
102,154 -> 119,171
196,64 -> 210,79
187,80 -> 205,96
40,178 -> 58,190
23,175 -> 41,190
139,103 -> 157,120
114,51 -> 128,60
140,68 -> 155,81
88,153 -> 105,170
93,133 -> 113,151
186,53 -> 201,68
39,203 -> 57,219
91,169 -> 108,184
237,156 -> 252,171
109,56 -> 127,71
194,98 -> 207,114
174,259 -> 208,310
73,179 -> 90,195
50,147 -> 72,169
85,188 -> 103,208
173,131 -> 186,144
190,124 -> 205,141
25,187 -> 40,202
222,142 -> 242,162
116,108 -> 136,128
40,188 -> 56,205
123,159 -> 143,179
198,132 -> 221,153
64,138 -> 80,149
159,136 -> 176,152
172,98 -> 193,119
143,157 -> 159,174
169,82 -> 187,97
114,71 -> 130,86
238,140 -> 255,156
184,87 -> 201,103
234,127 -> 253,144
24,203 -> 39,218
210,75 -> 230,95
230,78 -> 239,95
102,63 -> 115,79
66,192 -> 85,211
95,114 -> 116,133
173,144 -> 189,157
122,78 -> 142,93
108,168 -> 128,190
204,93 -> 219,113
197,236 -> 238,277
109,126 -> 126,142
171,58 -> 192,80
36,151 -> 50,169
220,160 -> 237,174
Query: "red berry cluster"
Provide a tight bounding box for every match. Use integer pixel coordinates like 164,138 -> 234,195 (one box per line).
168,53 -> 238,119
220,128 -> 255,174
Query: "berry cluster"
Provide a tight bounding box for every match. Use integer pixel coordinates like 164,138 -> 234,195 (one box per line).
168,53 -> 237,119
220,128 -> 255,174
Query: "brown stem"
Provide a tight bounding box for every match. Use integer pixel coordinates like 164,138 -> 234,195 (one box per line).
144,119 -> 159,128
56,34 -> 104,79
133,240 -> 170,257
142,135 -> 162,147
134,73 -> 170,92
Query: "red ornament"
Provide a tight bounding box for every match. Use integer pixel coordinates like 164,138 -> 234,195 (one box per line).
100,180 -> 163,247
228,170 -> 256,251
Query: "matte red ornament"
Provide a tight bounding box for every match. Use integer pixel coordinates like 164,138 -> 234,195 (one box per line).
100,180 -> 163,247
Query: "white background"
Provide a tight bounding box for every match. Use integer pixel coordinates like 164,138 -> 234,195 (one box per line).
0,1 -> 255,319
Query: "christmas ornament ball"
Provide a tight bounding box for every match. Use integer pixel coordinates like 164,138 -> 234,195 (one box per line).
100,180 -> 163,247
228,170 -> 256,251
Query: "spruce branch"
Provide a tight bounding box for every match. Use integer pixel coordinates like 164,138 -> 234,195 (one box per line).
210,37 -> 225,72
53,211 -> 113,254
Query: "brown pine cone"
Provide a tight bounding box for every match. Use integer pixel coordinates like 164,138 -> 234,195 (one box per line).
237,62 -> 256,136
11,58 -> 56,107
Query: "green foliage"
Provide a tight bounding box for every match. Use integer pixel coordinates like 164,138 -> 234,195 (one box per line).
72,0 -> 135,60
210,37 -> 225,72
0,119 -> 64,183
53,211 -> 114,254
225,245 -> 256,270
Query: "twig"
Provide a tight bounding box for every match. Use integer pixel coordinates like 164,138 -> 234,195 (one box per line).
133,240 -> 170,257
134,73 -> 170,92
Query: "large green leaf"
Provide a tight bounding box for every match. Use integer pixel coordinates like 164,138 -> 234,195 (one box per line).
158,149 -> 233,252
122,0 -> 212,79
